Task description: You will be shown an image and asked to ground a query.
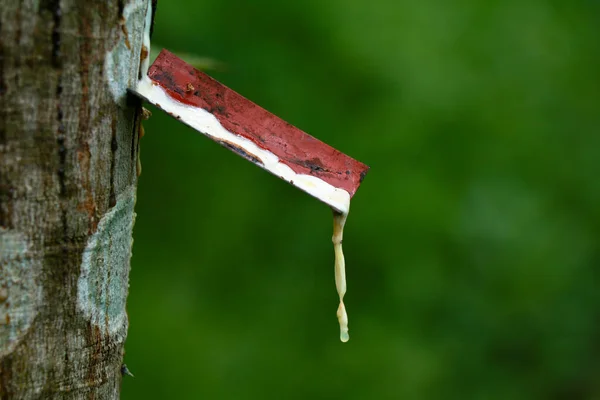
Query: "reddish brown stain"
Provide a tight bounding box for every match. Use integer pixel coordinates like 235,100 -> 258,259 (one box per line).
140,45 -> 148,62
86,323 -> 104,390
77,142 -> 98,232
120,23 -> 131,50
147,50 -> 369,196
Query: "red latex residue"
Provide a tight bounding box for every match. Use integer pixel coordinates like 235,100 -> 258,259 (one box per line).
147,49 -> 369,196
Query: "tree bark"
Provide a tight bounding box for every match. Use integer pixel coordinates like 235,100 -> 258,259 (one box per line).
0,0 -> 149,398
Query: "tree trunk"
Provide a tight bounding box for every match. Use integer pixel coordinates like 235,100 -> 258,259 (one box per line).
0,0 -> 149,398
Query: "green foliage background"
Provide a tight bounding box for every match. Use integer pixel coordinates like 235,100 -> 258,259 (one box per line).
123,1 -> 600,398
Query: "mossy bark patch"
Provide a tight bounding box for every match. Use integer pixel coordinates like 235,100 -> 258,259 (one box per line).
78,185 -> 136,338
0,228 -> 42,357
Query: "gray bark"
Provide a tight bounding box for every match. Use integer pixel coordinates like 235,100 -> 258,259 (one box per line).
0,0 -> 149,398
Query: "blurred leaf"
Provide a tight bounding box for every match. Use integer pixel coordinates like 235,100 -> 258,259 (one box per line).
150,44 -> 226,71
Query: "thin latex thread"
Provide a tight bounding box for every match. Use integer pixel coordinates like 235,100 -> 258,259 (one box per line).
333,208 -> 349,342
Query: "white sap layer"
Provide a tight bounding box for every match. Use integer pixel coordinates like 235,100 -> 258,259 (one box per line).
135,76 -> 351,214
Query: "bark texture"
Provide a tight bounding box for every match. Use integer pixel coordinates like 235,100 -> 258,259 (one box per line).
0,0 -> 149,398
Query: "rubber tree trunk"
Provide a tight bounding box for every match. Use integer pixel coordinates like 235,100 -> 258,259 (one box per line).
0,0 -> 149,398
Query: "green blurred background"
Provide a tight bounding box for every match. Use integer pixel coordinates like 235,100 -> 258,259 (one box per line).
123,1 -> 600,399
